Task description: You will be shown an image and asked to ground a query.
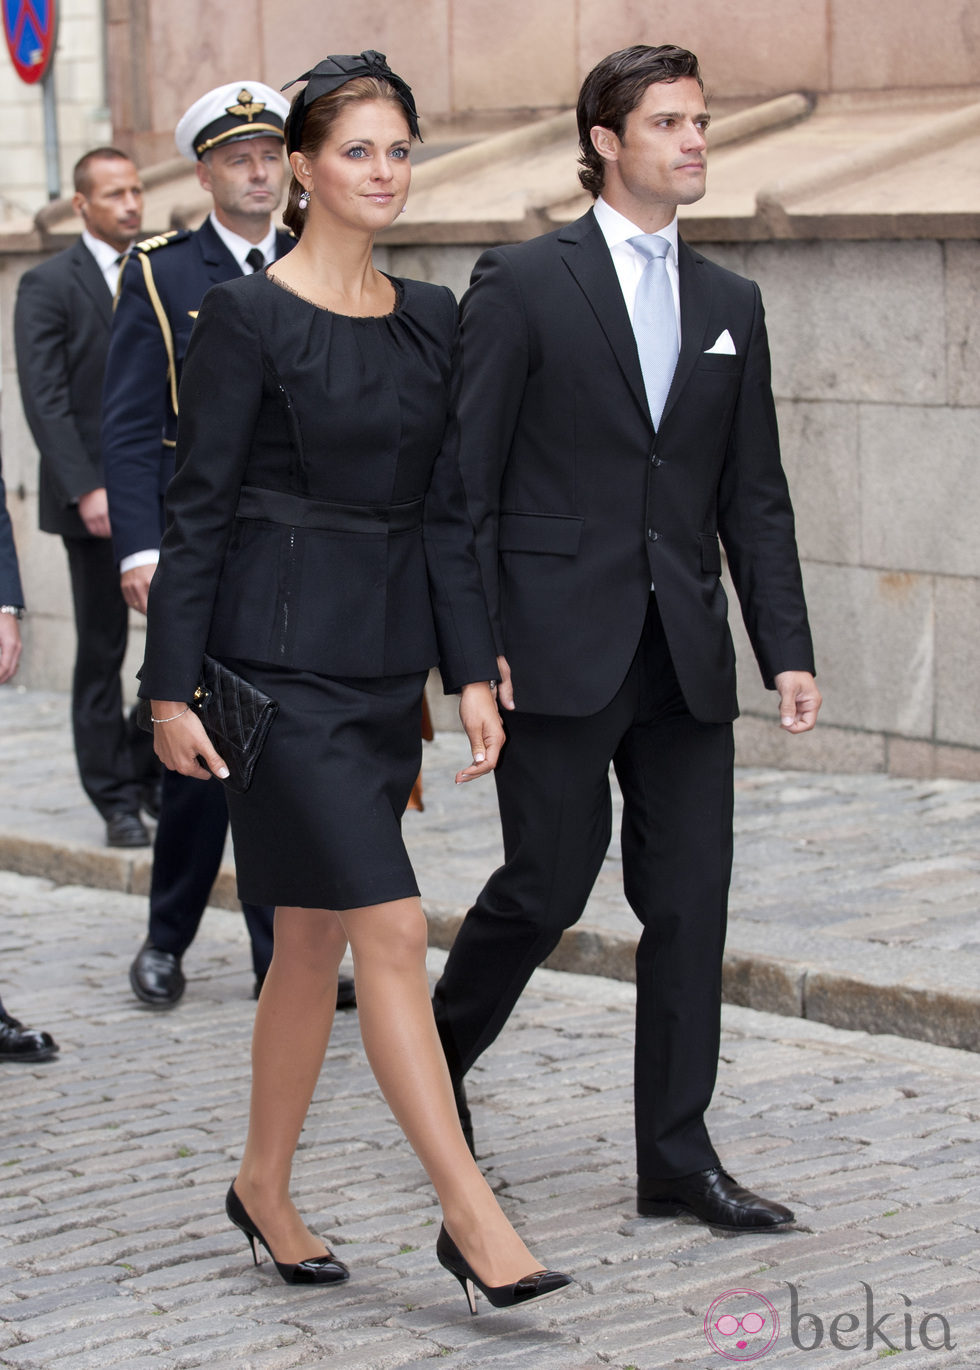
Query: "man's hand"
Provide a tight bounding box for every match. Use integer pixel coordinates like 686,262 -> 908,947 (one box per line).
774,670 -> 821,733
78,487 -> 111,539
495,654 -> 515,711
121,563 -> 155,615
0,614 -> 22,684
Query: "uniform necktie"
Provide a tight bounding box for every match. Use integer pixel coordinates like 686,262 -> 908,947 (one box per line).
629,233 -> 679,429
245,247 -> 266,273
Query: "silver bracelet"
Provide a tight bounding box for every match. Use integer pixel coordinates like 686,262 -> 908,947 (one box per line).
150,706 -> 190,724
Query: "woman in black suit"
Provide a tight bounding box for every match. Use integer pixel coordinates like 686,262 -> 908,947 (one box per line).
140,53 -> 569,1312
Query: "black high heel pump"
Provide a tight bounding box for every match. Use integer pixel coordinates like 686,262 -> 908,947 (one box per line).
226,1182 -> 349,1286
436,1224 -> 572,1314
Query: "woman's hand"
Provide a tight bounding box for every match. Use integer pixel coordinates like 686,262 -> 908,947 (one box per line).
150,701 -> 230,781
455,682 -> 505,783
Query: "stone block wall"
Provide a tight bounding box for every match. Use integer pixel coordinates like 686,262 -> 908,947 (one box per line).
379,237 -> 980,778
2,233 -> 977,777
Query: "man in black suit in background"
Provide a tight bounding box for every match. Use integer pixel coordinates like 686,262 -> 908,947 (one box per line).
14,149 -> 157,849
434,45 -> 821,1231
0,454 -> 59,1062
102,82 -> 354,1012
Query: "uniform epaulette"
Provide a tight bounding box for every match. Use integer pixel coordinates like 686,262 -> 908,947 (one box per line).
134,230 -> 187,253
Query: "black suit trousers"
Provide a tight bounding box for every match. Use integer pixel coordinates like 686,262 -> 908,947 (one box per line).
147,767 -> 274,978
433,597 -> 734,1177
62,535 -> 157,818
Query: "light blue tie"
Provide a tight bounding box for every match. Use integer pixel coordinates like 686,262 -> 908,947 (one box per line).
629,233 -> 679,429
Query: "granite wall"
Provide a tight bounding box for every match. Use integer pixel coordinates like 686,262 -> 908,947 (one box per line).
1,233 -> 977,778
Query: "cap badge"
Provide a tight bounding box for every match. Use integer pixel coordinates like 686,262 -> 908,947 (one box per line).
226,88 -> 266,122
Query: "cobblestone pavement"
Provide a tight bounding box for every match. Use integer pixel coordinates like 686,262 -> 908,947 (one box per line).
2,869 -> 980,1370
2,687 -> 979,1051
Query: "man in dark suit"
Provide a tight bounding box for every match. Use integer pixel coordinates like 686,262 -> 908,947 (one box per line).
0,454 -> 59,1061
0,457 -> 26,687
14,148 -> 157,849
103,82 -> 353,1011
433,45 -> 821,1232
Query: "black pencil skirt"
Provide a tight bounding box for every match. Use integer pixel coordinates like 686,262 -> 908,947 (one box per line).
220,659 -> 427,910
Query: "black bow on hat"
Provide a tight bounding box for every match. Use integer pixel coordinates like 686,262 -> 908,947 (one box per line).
281,51 -> 421,153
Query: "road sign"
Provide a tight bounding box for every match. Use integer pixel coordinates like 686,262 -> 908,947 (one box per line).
3,0 -> 57,85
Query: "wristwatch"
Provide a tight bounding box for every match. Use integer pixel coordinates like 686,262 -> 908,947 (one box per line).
0,605 -> 25,619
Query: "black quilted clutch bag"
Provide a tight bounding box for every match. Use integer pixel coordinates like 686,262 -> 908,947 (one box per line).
137,655 -> 277,794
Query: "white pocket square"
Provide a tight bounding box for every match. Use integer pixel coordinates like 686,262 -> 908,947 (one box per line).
705,329 -> 736,355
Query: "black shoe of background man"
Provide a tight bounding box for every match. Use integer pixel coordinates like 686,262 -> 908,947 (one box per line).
106,811 -> 150,848
637,1167 -> 795,1232
253,973 -> 357,1010
129,939 -> 185,1008
0,1008 -> 59,1062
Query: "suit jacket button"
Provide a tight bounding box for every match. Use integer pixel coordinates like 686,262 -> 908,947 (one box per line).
647,528 -> 659,541
651,455 -> 662,467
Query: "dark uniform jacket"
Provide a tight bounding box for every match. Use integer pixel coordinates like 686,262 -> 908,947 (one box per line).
0,459 -> 25,607
101,217 -> 294,564
14,237 -> 114,538
457,209 -> 815,722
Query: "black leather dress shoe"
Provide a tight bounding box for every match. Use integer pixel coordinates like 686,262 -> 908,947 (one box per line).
129,940 -> 185,1007
0,1009 -> 59,1062
106,811 -> 150,848
253,974 -> 357,1009
637,1167 -> 794,1232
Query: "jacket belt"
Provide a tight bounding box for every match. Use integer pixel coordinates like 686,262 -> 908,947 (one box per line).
236,486 -> 423,534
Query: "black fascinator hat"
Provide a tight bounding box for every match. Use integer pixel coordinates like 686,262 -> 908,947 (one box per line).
281,50 -> 422,153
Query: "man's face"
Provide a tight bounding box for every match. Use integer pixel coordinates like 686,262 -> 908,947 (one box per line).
72,158 -> 143,252
593,76 -> 709,217
197,136 -> 285,224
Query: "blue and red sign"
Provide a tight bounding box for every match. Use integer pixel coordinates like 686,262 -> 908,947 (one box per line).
3,0 -> 57,84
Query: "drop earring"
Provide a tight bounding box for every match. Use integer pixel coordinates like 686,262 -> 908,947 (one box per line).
298,189 -> 310,210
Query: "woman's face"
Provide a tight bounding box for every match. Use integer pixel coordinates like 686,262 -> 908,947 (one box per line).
294,98 -> 411,231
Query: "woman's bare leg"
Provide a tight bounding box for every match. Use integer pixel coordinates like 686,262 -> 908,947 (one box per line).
233,905 -> 348,1262
338,895 -> 540,1287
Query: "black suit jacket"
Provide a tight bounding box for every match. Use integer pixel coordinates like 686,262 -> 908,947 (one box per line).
101,218 -> 294,564
457,209 -> 815,722
14,237 -> 113,538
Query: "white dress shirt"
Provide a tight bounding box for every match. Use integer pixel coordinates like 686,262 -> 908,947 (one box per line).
592,198 -> 681,592
82,229 -> 127,297
208,212 -> 276,272
592,197 -> 681,341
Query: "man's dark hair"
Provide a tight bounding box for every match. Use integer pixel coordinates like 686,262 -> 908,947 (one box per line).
73,147 -> 134,196
576,44 -> 703,198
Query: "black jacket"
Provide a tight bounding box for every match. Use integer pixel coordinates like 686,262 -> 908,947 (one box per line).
14,237 -> 113,538
140,271 -> 497,702
457,209 -> 815,721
